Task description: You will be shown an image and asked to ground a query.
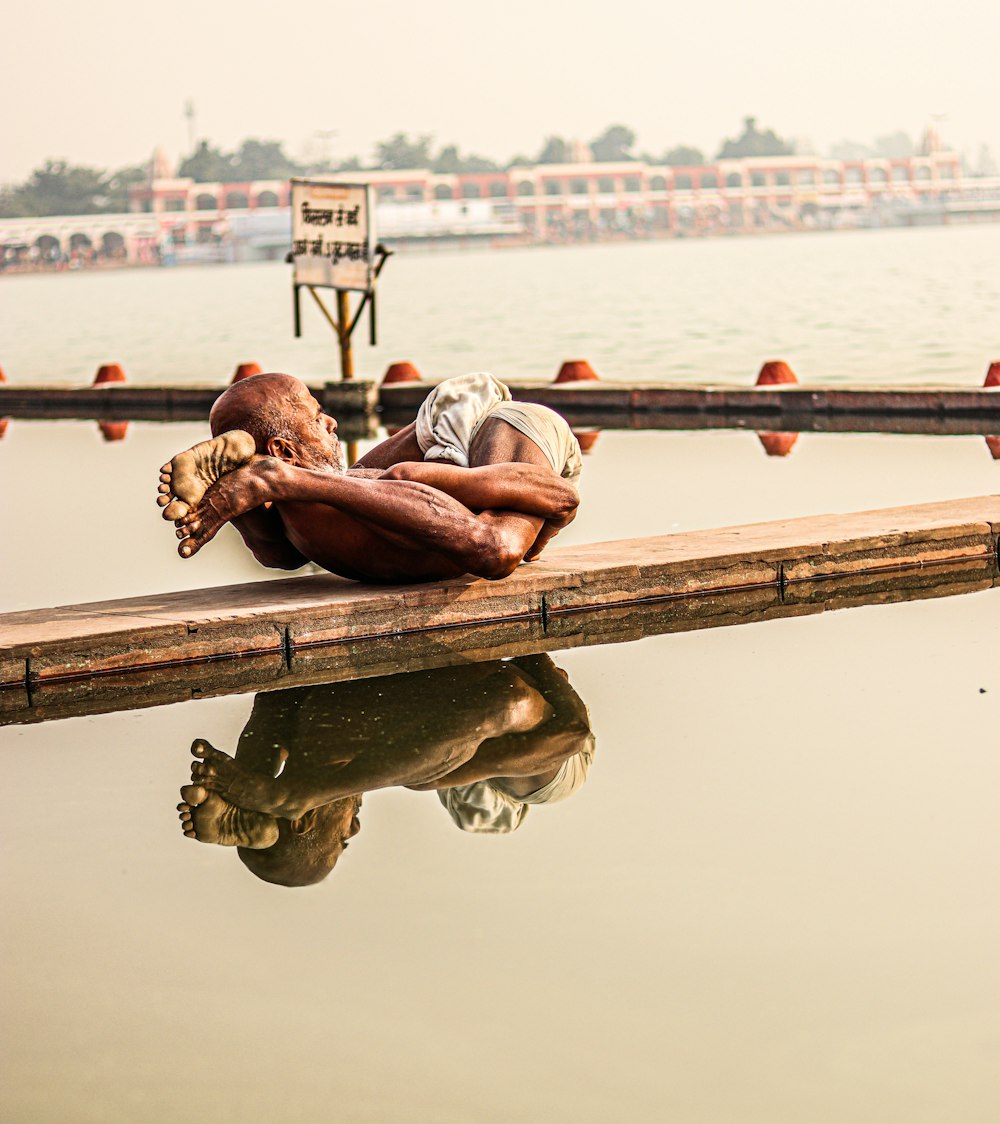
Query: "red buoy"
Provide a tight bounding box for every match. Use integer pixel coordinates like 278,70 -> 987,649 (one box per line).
756,360 -> 798,386
382,362 -> 423,384
93,363 -> 126,385
0,364 -> 6,383
0,418 -> 8,439
985,436 -> 1000,460
757,431 -> 799,457
572,429 -> 600,453
555,360 -> 599,384
232,362 -> 263,383
98,421 -> 129,442
983,361 -> 1000,388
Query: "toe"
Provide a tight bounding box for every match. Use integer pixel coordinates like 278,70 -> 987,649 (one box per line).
156,494 -> 172,508
180,784 -> 207,805
163,499 -> 189,521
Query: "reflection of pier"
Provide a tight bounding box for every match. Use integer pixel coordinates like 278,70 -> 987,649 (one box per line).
3,553 -> 995,728
3,495 -> 999,721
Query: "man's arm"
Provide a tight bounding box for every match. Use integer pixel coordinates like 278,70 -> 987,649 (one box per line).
407,656 -> 593,789
378,460 -> 578,523
176,459 -> 549,580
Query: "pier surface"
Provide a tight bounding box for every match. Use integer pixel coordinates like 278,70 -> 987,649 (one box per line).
2,497 -> 998,708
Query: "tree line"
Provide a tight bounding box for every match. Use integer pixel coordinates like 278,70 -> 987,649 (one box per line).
2,117 -> 900,219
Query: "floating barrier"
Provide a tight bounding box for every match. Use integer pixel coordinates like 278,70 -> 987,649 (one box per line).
97,421 -> 129,442
5,360 -> 1000,429
572,429 -> 601,453
231,362 -> 263,383
93,363 -> 126,386
756,360 -> 798,386
382,361 -> 423,385
757,431 -> 799,457
555,359 -> 599,384
2,495 -> 998,695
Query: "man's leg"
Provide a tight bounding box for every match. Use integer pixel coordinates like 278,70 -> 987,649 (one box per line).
467,417 -> 578,559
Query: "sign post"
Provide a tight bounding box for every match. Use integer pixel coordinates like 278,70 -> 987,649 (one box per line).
289,179 -> 390,380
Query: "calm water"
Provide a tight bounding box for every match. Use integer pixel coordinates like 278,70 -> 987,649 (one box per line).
3,227 -> 1000,1121
3,591 -> 999,1122
1,225 -> 998,386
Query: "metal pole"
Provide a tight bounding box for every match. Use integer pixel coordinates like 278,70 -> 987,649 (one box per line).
337,289 -> 354,380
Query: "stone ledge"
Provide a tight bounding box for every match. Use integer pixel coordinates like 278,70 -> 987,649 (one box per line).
2,496 -> 999,689
3,556 -> 994,728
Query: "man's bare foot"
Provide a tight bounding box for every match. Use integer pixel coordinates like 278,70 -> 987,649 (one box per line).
187,737 -> 280,812
170,464 -> 265,558
177,785 -> 280,848
157,430 -> 256,521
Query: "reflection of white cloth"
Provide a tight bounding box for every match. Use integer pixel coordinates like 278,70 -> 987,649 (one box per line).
437,734 -> 596,834
415,372 -> 582,486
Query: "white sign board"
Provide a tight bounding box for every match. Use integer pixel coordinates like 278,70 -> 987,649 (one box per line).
290,179 -> 375,292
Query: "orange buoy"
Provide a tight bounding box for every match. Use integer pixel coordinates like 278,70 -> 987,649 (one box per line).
555,360 -> 599,384
985,436 -> 1000,460
757,431 -> 799,457
0,418 -> 8,439
93,363 -> 126,385
382,362 -> 423,384
983,361 -> 1000,387
755,360 -> 798,386
98,421 -> 129,442
232,362 -> 263,383
0,364 -> 6,382
572,429 -> 601,453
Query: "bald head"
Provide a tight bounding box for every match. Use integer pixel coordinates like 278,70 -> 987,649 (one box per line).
210,372 -> 344,471
210,372 -> 310,450
237,797 -> 361,887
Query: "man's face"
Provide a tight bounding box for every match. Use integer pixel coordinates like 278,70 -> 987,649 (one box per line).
285,385 -> 345,472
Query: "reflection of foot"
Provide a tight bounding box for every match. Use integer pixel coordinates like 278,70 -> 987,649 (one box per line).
177,785 -> 279,848
188,737 -> 275,812
157,430 -> 256,521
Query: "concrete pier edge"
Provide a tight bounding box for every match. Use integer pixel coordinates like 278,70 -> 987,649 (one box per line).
2,496 -> 998,699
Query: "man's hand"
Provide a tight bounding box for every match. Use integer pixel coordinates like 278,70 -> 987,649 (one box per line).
524,506 -> 577,562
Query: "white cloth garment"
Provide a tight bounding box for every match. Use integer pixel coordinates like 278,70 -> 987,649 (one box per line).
414,372 -> 582,486
437,733 -> 596,834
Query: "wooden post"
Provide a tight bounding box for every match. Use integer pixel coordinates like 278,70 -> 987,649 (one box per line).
337,290 -> 354,380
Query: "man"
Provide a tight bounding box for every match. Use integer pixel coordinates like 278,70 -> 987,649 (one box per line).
177,655 -> 595,886
157,371 -> 581,583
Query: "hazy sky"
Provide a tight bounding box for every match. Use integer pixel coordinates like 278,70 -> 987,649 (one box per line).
3,0 -> 998,182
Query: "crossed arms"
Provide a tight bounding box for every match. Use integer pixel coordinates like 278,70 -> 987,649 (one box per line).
176,457 -> 579,584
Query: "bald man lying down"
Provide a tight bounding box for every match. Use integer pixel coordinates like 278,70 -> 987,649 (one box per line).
157,371 -> 582,584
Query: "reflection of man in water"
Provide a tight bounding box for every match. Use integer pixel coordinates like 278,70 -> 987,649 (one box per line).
157,372 -> 582,583
177,655 -> 595,887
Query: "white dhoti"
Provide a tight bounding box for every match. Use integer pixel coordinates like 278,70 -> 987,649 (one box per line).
414,372 -> 583,486
437,732 -> 597,834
